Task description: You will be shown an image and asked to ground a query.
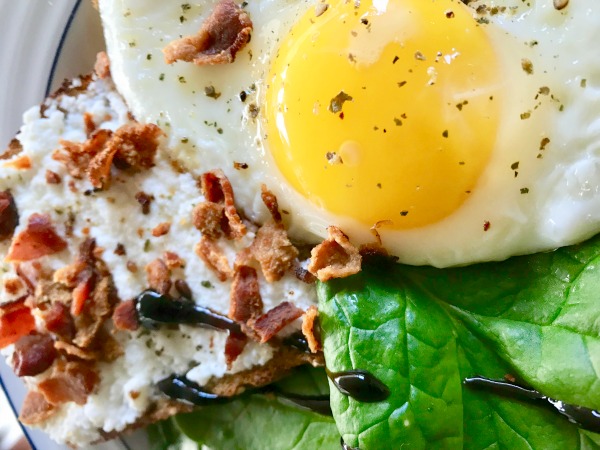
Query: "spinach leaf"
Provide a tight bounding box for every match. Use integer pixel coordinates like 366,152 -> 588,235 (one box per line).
147,418 -> 190,450
319,236 -> 600,450
175,366 -> 339,450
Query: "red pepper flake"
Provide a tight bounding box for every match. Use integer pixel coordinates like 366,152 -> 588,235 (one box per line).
483,220 -> 491,231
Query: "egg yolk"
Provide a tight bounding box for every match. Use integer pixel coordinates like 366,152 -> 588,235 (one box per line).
264,0 -> 501,229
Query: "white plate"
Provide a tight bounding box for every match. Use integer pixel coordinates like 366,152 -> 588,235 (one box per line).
0,1 -> 147,449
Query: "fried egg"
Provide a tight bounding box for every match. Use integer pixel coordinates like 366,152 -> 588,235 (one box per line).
99,0 -> 600,267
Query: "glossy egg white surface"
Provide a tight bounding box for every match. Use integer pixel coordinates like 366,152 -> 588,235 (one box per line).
99,0 -> 600,267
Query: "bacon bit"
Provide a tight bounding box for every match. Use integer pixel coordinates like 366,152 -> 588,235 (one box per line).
175,279 -> 193,299
45,170 -> 62,184
6,213 -> 67,262
164,251 -> 185,269
229,265 -> 263,322
0,191 -> 19,241
0,300 -> 36,348
3,277 -> 24,295
192,202 -> 225,239
3,155 -> 32,170
88,137 -> 119,189
250,302 -> 304,343
54,340 -> 97,361
200,170 -> 246,239
250,222 -> 298,282
54,129 -> 113,179
83,112 -> 97,136
301,305 -> 321,353
38,362 -> 99,406
260,185 -> 282,224
126,261 -> 138,273
112,122 -> 163,170
225,331 -> 247,369
295,265 -> 317,284
112,299 -> 139,331
114,243 -> 126,256
0,138 -> 23,160
41,302 -> 74,340
71,270 -> 94,317
16,261 -> 44,292
146,258 -> 172,295
94,51 -> 111,79
196,236 -> 232,281
553,0 -> 568,10
307,226 -> 361,282
19,391 -> 56,425
12,334 -> 57,377
163,0 -> 253,66
152,222 -> 171,237
135,191 -> 154,215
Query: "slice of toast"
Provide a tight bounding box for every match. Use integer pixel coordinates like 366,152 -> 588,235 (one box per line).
0,69 -> 321,447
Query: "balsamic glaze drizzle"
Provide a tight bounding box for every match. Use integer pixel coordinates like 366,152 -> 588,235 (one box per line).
269,389 -> 332,416
282,332 -> 312,353
157,375 -> 229,406
327,369 -> 390,403
464,376 -> 600,433
136,290 -> 241,333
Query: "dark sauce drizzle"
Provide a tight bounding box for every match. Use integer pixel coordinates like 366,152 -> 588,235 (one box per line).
464,376 -> 600,433
136,290 -> 241,333
282,331 -> 312,353
158,375 -> 332,416
327,369 -> 390,403
157,375 -> 230,406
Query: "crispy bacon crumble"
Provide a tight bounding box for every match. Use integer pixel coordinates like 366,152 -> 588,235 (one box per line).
307,226 -> 362,281
163,0 -> 253,66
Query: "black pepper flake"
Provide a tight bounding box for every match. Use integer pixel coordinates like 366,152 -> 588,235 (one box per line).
538,86 -> 550,96
393,56 -> 399,64
394,118 -> 402,126
540,137 -> 550,150
414,51 -> 426,61
400,210 -> 409,216
456,100 -> 469,110
128,41 -> 136,48
397,81 -> 407,87
476,17 -> 489,24
159,73 -> 165,81
146,54 -> 152,60
239,91 -> 247,102
114,243 -> 126,256
377,183 -> 382,189
510,161 -> 519,170
458,161 -> 465,165
328,91 -> 353,114
234,162 -> 249,170
181,137 -> 189,144
179,76 -> 187,83
361,17 -> 369,25
204,85 -> 221,99
520,111 -> 531,120
135,191 -> 154,215
483,220 -> 491,231
181,3 -> 191,11
249,103 -> 259,119
521,59 -> 534,75
445,10 -> 455,18
180,15 -> 187,23
442,130 -> 449,138
520,187 -> 530,194
581,79 -> 587,88
326,152 -> 343,164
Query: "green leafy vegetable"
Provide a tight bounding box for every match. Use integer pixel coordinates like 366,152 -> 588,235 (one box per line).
175,366 -> 339,449
319,236 -> 600,449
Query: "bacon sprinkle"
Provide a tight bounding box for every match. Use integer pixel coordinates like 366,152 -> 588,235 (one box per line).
19,391 -> 55,425
224,331 -> 247,369
0,300 -> 36,349
229,265 -> 263,322
12,334 -> 57,377
307,226 -> 362,282
145,258 -> 172,295
195,236 -> 232,281
163,0 -> 253,66
200,170 -> 246,239
38,362 -> 99,406
112,299 -> 139,331
251,302 -> 304,343
0,190 -> 18,241
301,305 -> 322,353
6,213 -> 67,262
250,222 -> 298,283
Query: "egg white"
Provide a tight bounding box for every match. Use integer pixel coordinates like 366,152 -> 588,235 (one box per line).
99,0 -> 600,267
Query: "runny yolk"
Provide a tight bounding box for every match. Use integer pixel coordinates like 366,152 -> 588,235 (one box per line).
264,0 -> 501,229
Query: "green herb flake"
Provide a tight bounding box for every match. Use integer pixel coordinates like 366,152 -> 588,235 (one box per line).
201,280 -> 214,289
204,85 -> 222,99
328,91 -> 353,114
